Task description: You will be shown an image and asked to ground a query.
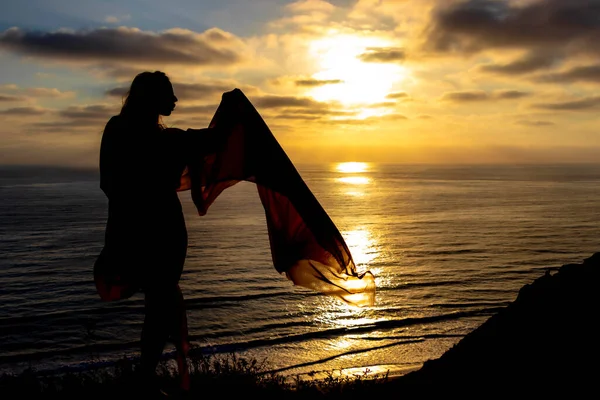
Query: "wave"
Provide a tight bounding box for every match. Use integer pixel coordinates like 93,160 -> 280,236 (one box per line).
0,306 -> 501,372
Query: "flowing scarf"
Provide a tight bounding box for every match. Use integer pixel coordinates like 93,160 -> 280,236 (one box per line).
175,88 -> 376,307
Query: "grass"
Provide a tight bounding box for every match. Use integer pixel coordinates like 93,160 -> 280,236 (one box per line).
0,350 -> 390,400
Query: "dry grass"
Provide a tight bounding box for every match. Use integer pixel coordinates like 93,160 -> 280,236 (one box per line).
0,351 -> 390,400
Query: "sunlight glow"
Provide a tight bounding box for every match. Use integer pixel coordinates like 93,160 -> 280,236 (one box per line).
336,162 -> 369,173
307,33 -> 407,106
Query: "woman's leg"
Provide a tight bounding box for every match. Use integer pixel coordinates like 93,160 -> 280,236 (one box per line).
171,284 -> 190,391
141,284 -> 190,391
140,286 -> 172,381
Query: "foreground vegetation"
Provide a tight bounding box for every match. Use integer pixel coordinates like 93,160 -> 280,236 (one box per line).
0,352 -> 390,399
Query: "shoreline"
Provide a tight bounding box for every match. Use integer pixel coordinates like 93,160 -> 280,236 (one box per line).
3,252 -> 599,396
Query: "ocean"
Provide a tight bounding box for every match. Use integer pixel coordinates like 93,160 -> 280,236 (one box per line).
1,163 -> 600,379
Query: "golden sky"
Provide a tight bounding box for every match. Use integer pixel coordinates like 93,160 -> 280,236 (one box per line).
2,0 -> 600,166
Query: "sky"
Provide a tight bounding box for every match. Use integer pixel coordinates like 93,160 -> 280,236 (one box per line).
2,0 -> 600,166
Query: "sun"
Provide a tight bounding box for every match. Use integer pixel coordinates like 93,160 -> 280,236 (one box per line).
336,162 -> 369,173
307,33 -> 407,106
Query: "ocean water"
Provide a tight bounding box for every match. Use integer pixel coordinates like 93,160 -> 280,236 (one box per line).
2,163 -> 600,379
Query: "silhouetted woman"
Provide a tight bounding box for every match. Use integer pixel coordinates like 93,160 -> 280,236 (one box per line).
96,71 -> 199,396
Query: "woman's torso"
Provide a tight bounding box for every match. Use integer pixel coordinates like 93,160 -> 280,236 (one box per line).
100,116 -> 187,245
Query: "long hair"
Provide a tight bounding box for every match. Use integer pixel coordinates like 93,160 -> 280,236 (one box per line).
119,71 -> 171,128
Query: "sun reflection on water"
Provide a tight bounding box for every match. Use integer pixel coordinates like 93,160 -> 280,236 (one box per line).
335,162 -> 372,196
344,228 -> 379,270
338,176 -> 370,185
311,225 -> 382,330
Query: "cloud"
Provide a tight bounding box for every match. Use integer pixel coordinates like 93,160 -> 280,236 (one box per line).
59,104 -> 116,120
92,64 -> 148,79
0,85 -> 75,104
272,106 -> 358,121
326,113 -> 408,125
532,96 -> 600,111
106,81 -> 236,101
286,0 -> 335,14
104,15 -> 130,24
0,94 -> 26,102
31,120 -> 105,132
478,52 -> 560,75
441,90 -> 489,102
358,47 -> 405,63
386,92 -> 410,100
25,87 -> 76,98
346,0 -> 405,31
275,107 -> 356,118
368,101 -> 397,108
495,90 -> 530,99
441,89 -> 531,102
0,107 -> 48,115
171,104 -> 220,115
0,27 -> 243,66
24,104 -> 118,133
534,65 -> 600,83
294,78 -> 343,87
250,94 -> 328,109
273,113 -> 322,121
516,120 -> 555,126
425,0 -> 600,56
271,0 -> 336,29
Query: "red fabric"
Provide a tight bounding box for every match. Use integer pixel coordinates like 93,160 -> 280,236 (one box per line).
176,88 -> 376,307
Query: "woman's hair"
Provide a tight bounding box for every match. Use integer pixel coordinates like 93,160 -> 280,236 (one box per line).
119,71 -> 171,126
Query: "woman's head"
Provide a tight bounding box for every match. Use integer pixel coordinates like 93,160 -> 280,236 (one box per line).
119,71 -> 178,121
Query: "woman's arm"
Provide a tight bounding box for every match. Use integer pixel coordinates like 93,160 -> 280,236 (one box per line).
185,126 -> 228,155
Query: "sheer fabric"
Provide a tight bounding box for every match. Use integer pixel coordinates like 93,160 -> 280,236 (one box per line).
176,88 -> 376,307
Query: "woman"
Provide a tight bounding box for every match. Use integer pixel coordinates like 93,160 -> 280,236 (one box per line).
95,71 -> 215,396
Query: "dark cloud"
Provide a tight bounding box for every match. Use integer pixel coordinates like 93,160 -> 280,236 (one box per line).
534,65 -> 600,83
441,89 -> 530,102
251,94 -> 326,109
516,120 -> 555,126
441,90 -> 489,102
0,107 -> 48,116
0,27 -> 242,65
358,47 -> 405,62
532,96 -> 600,111
294,79 -> 343,87
106,81 -> 235,101
495,90 -> 530,99
426,0 -> 600,56
386,92 -> 409,99
59,105 -> 115,120
0,94 -> 26,102
478,52 -> 560,75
